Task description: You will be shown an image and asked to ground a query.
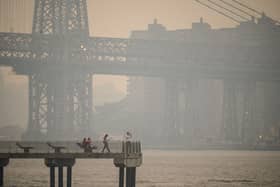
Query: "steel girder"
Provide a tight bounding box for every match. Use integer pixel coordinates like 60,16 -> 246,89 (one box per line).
23,71 -> 92,140
0,32 -> 280,79
32,0 -> 89,35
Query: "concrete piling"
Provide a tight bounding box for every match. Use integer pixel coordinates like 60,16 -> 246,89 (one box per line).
119,167 -> 124,187
50,166 -> 55,187
126,167 -> 136,187
45,158 -> 75,187
67,166 -> 72,187
0,158 -> 9,187
0,167 -> 3,187
58,166 -> 63,187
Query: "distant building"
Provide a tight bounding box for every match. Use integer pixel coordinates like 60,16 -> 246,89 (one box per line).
95,16 -> 280,146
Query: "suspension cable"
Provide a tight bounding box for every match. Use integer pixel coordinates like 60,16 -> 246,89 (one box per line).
195,0 -> 241,23
218,0 -> 254,18
231,0 -> 262,16
208,0 -> 249,21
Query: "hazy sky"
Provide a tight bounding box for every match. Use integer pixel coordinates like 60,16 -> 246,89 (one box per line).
0,0 -> 280,127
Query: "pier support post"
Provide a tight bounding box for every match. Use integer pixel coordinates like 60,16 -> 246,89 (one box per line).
45,158 -> 75,187
0,167 -> 3,187
58,166 -> 63,187
131,167 -> 136,187
0,158 -> 9,187
67,166 -> 72,187
126,167 -> 136,187
119,167 -> 124,187
50,166 -> 55,187
126,167 -> 131,187
114,142 -> 142,187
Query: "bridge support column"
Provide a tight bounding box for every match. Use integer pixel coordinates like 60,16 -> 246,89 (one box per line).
45,158 -> 75,187
164,79 -> 179,142
223,80 -> 239,142
23,72 -> 93,141
0,158 -> 9,187
223,80 -> 256,144
240,81 -> 256,144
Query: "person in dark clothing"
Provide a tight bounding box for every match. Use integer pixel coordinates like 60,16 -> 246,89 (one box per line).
101,134 -> 110,153
86,137 -> 92,149
82,138 -> 87,148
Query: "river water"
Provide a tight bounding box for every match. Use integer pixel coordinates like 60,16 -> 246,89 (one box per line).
4,150 -> 280,187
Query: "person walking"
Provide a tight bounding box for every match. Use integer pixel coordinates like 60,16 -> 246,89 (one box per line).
101,134 -> 110,153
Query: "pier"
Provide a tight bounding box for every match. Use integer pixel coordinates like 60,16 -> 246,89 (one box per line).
0,141 -> 142,187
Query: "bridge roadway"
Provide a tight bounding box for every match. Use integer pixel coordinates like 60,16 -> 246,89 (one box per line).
0,33 -> 280,80
0,141 -> 142,187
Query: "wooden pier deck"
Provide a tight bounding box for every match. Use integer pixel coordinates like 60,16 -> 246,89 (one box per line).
0,141 -> 142,187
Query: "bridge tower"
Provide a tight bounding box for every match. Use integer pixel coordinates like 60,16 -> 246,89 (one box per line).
23,0 -> 92,140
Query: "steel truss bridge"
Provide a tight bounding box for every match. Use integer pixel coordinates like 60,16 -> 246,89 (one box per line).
0,0 -> 280,143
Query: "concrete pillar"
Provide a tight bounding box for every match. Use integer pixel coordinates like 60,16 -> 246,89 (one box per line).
126,167 -> 131,187
0,167 -> 3,187
119,167 -> 124,187
0,158 -> 9,187
126,167 -> 136,187
58,166 -> 63,187
67,166 -> 72,187
45,158 -> 75,187
50,166 -> 55,187
131,167 -> 136,187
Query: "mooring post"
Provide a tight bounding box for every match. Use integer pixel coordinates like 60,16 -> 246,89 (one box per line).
58,166 -> 63,187
67,166 -> 72,187
119,167 -> 124,187
0,158 -> 9,187
50,166 -> 55,187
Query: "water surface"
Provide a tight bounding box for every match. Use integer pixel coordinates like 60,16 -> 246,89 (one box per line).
5,150 -> 280,187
